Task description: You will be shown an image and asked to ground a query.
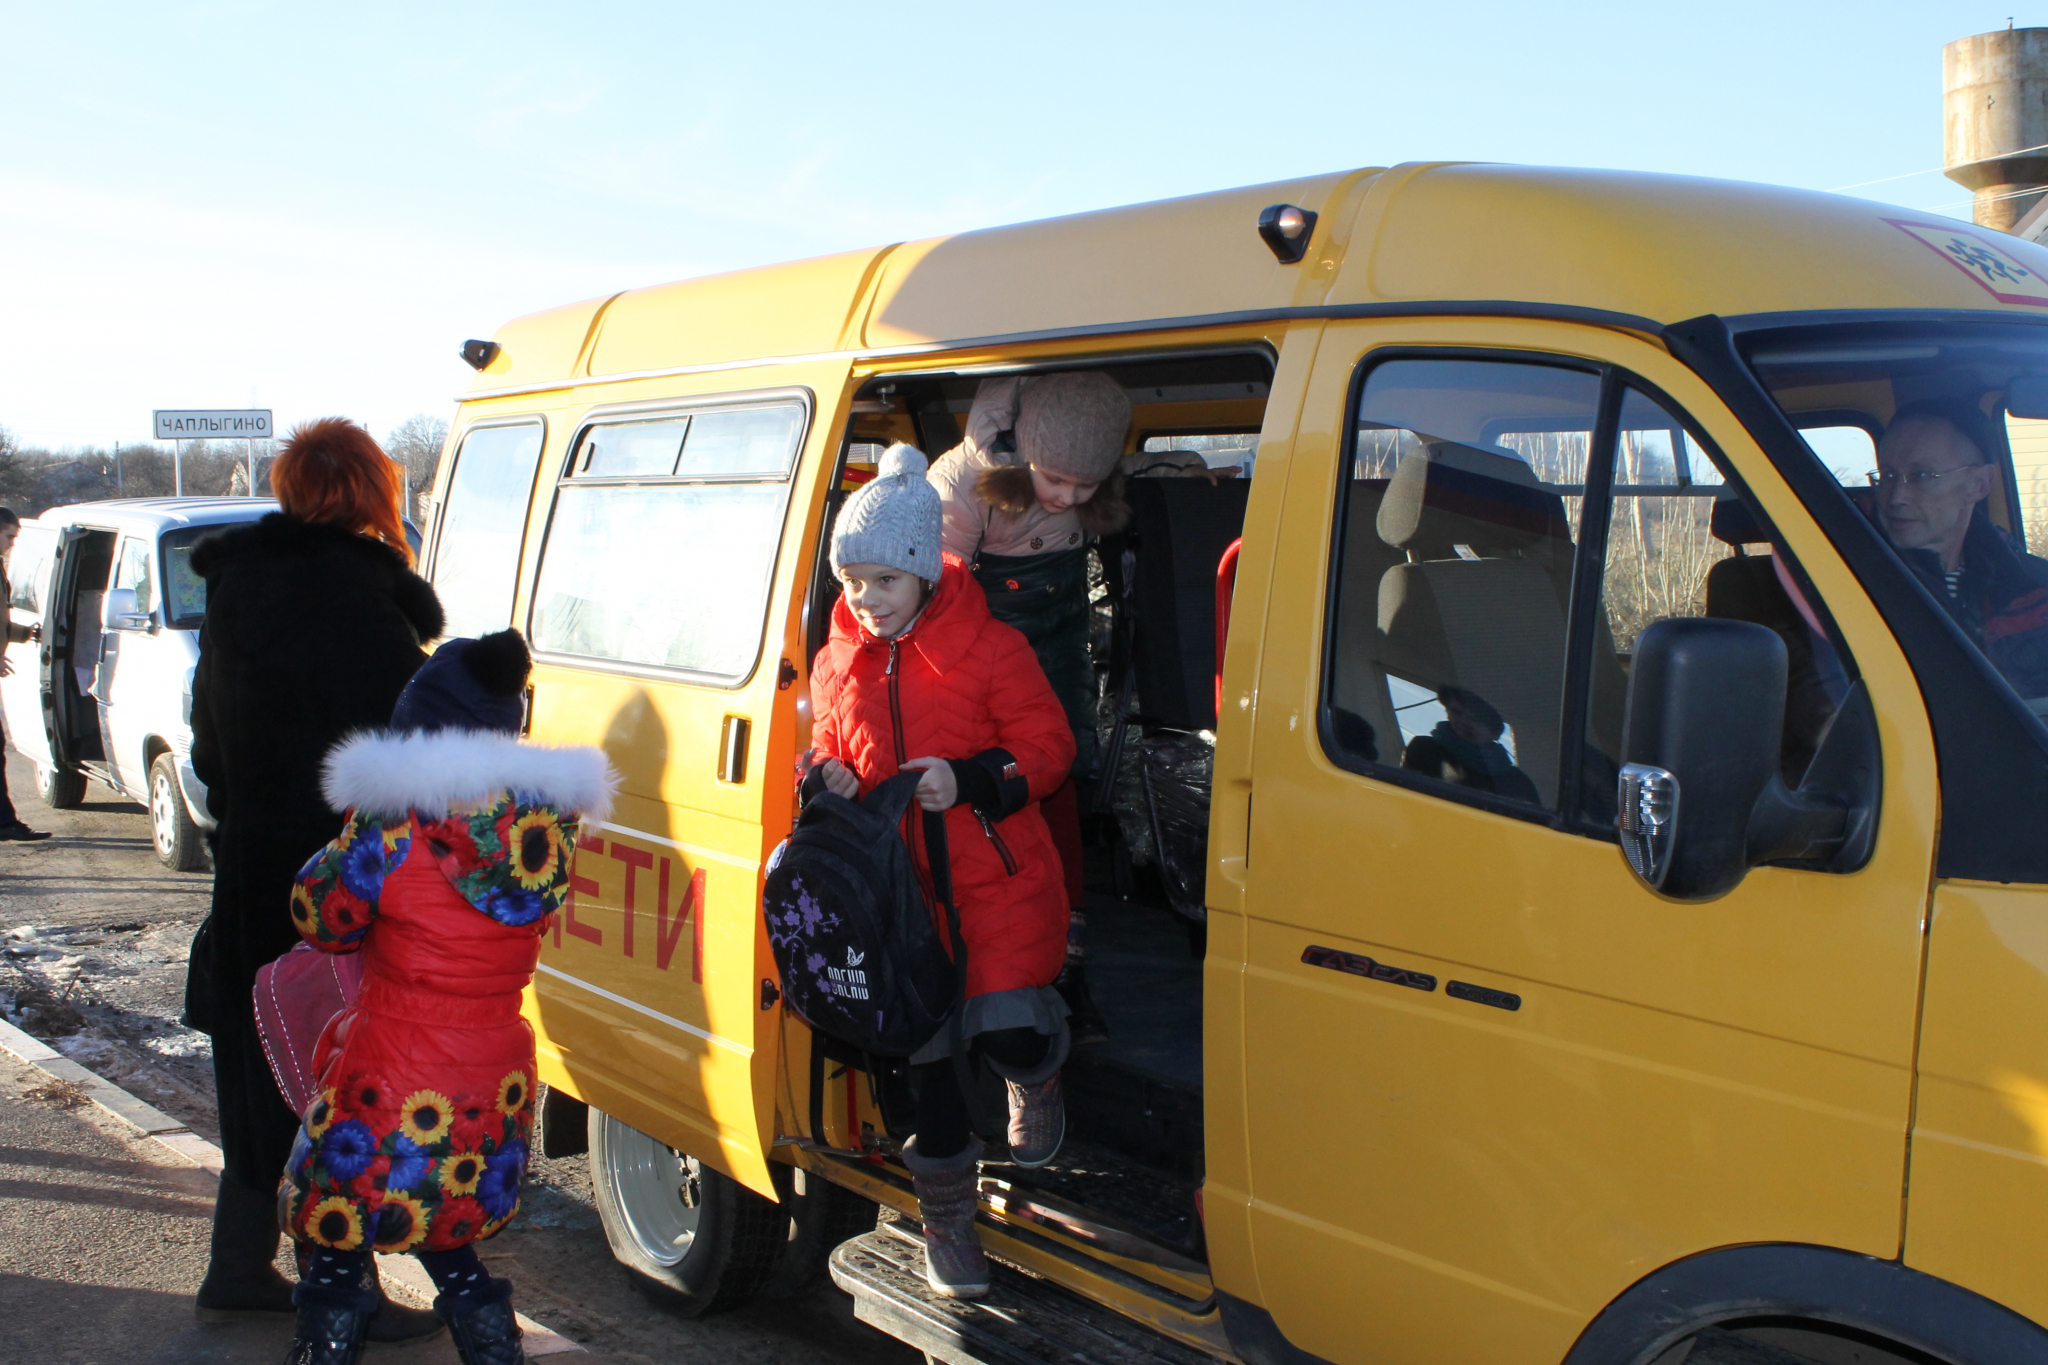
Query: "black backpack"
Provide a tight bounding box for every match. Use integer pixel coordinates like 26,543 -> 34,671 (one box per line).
762,771 -> 963,1058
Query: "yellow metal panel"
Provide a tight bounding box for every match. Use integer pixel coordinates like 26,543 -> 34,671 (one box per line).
470,163 -> 2048,402
516,360 -> 854,1196
1231,316 -> 1936,1362
1352,161 -> 2048,322
1202,320 -> 1323,1311
586,248 -> 887,378
862,173 -> 1367,349
468,295 -> 615,390
1907,880 -> 2048,1323
1242,914 -> 1910,1363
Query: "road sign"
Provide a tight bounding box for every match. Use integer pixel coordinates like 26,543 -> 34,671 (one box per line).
152,409 -> 273,440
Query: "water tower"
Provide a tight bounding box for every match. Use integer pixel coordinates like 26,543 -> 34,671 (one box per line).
1945,27 -> 2048,235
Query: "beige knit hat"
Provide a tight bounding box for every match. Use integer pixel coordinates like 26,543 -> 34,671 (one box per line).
1014,371 -> 1131,483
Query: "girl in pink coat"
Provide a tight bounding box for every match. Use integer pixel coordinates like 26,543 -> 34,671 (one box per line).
278,631 -> 614,1365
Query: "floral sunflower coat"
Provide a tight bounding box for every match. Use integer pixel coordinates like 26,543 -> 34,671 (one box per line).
278,728 -> 614,1256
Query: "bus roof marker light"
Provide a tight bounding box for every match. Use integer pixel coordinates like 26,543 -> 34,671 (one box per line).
1257,204 -> 1318,264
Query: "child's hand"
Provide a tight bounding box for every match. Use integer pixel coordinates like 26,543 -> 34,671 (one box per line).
818,758 -> 860,800
900,757 -> 957,811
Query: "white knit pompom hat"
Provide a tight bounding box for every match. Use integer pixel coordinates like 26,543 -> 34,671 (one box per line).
829,443 -> 943,580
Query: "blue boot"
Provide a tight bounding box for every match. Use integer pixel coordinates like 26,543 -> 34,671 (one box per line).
439,1278 -> 527,1365
280,1280 -> 378,1365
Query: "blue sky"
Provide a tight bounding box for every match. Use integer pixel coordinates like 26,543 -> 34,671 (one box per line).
0,2 -> 2016,447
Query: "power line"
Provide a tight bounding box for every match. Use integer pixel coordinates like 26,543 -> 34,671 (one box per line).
1915,184 -> 2048,213
1829,141 -> 2048,193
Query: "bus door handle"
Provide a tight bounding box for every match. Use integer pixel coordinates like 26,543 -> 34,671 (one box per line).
720,715 -> 750,784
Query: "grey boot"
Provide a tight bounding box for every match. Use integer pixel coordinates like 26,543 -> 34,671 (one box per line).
989,1021 -> 1070,1169
1004,1074 -> 1065,1168
903,1136 -> 988,1298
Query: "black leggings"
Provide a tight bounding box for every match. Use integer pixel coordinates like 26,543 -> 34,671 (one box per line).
302,1244 -> 492,1305
913,1026 -> 1050,1162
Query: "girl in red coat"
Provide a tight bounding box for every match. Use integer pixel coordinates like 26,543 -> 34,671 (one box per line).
805,442 -> 1076,1297
277,631 -> 615,1365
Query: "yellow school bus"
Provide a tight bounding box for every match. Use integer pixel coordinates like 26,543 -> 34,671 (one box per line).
426,162 -> 2048,1364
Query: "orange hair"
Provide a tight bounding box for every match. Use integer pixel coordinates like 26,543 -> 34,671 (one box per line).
270,418 -> 413,566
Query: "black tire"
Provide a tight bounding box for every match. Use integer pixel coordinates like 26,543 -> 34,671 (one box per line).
587,1106 -> 789,1316
760,1161 -> 880,1298
36,763 -> 85,810
149,753 -> 206,871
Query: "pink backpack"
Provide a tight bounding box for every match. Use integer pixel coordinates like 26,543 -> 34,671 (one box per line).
252,944 -> 362,1119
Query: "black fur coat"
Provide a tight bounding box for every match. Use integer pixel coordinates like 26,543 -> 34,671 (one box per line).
183,514 -> 443,1035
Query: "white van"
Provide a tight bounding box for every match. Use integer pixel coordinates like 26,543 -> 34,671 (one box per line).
2,499 -> 273,867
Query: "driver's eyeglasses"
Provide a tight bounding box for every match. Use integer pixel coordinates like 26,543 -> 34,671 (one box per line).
1869,466 -> 1980,491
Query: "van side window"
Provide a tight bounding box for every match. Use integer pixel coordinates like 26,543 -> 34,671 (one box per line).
1581,386 -> 1853,820
114,538 -> 154,617
8,526 -> 56,613
1323,358 -> 1601,812
433,421 -> 545,640
1323,356 -> 1857,835
1135,432 -> 1256,478
531,400 -> 806,680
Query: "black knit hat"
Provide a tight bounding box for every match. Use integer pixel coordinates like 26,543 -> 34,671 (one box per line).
390,630 -> 531,735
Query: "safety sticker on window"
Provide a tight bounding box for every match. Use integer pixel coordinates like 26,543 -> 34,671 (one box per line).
1887,218 -> 2048,307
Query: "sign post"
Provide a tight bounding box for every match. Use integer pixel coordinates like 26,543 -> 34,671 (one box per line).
152,410 -> 274,497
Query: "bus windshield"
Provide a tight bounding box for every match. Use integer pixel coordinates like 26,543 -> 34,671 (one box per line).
1743,321 -> 2048,719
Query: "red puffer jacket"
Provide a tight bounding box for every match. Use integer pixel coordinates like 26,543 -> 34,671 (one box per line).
279,730 -> 614,1255
810,558 -> 1075,998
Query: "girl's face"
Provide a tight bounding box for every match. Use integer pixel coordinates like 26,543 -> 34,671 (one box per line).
1029,464 -> 1101,513
839,563 -> 928,639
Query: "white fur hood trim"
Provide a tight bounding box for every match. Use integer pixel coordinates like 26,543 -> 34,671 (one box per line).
322,729 -> 618,821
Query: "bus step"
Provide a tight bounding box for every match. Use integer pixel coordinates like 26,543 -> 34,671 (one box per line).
829,1220 -> 1220,1365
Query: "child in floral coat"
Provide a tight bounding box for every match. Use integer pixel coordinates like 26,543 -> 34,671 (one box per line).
277,630 -> 614,1365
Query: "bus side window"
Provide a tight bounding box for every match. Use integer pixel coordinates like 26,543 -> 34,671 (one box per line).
1322,357 -> 1601,814
1582,387 -> 1856,820
433,421 -> 546,640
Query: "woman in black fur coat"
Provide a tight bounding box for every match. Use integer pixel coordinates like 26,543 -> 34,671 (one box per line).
185,418 -> 445,1341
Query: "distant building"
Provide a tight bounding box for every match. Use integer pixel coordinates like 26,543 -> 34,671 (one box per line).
1946,27 -> 2048,240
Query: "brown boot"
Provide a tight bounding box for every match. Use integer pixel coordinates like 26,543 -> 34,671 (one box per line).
903,1136 -> 988,1298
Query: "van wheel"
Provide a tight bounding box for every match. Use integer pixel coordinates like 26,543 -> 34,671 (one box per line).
587,1106 -> 788,1316
760,1161 -> 880,1297
36,764 -> 85,810
149,754 -> 206,871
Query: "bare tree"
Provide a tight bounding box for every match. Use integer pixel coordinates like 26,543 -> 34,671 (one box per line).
385,414 -> 450,508
0,427 -> 26,514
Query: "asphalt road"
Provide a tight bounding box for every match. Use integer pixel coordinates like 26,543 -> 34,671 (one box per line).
0,748 -> 920,1365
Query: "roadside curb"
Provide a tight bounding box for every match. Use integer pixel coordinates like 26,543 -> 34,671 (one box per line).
0,1014 -> 584,1356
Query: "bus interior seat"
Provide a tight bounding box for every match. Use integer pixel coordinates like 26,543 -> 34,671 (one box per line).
1118,477 -> 1251,733
1372,442 -> 1573,804
1702,495 -> 1842,781
1328,478 -> 1402,760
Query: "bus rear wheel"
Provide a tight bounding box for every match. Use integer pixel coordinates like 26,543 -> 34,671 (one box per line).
587,1106 -> 787,1317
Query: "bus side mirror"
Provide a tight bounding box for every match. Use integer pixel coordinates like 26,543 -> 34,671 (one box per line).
1617,618 -> 1876,900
